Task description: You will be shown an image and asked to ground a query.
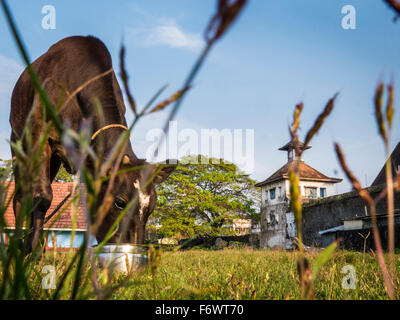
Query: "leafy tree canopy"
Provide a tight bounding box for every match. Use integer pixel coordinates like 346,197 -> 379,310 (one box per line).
0,158 -> 73,182
53,164 -> 74,182
0,158 -> 12,179
149,155 -> 260,239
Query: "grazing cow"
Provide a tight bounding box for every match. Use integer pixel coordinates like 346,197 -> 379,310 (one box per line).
10,36 -> 176,253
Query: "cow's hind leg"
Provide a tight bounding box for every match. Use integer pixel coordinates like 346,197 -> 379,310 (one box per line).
12,159 -> 24,251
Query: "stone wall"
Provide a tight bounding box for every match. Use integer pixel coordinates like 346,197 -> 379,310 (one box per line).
301,184 -> 400,247
260,202 -> 289,248
337,226 -> 400,251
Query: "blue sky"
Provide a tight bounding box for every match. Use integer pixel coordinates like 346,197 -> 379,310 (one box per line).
0,0 -> 399,193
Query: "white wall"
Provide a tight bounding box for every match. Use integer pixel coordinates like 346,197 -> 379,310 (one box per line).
284,179 -> 335,200
260,178 -> 339,249
261,180 -> 287,206
262,179 -> 337,206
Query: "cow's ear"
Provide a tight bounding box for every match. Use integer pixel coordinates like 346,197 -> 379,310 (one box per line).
153,160 -> 178,184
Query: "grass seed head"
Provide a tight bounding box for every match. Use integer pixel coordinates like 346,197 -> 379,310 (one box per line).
386,82 -> 394,130
289,166 -> 302,222
119,44 -> 137,117
304,93 -> 338,147
334,143 -> 374,206
205,0 -> 248,44
291,102 -> 303,136
375,81 -> 388,143
148,86 -> 191,114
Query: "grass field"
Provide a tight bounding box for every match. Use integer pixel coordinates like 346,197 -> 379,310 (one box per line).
17,248 -> 398,300
115,249 -> 400,300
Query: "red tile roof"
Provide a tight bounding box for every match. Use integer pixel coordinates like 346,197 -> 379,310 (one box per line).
3,182 -> 87,230
255,161 -> 342,187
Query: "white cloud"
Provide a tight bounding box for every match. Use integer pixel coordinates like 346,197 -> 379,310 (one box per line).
0,54 -> 23,95
0,55 -> 23,160
126,11 -> 204,52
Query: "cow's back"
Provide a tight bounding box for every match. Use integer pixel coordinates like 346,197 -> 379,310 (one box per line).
10,36 -> 117,137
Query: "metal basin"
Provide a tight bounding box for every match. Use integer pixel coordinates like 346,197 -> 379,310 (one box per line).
96,244 -> 148,274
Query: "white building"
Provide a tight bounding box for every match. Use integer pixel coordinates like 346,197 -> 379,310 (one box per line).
232,219 -> 253,235
255,141 -> 342,249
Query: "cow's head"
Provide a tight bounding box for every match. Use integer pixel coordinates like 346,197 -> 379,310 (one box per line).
95,155 -> 177,244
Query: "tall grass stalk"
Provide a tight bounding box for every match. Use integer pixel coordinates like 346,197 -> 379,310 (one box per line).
288,94 -> 338,299
333,79 -> 398,299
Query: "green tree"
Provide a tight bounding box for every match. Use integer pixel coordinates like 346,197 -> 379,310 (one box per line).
150,155 -> 260,239
53,164 -> 74,182
0,158 -> 72,182
0,158 -> 12,179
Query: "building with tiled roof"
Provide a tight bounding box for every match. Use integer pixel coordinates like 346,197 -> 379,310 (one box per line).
256,161 -> 342,186
301,141 -> 400,251
256,141 -> 342,249
2,182 -> 87,250
371,142 -> 400,187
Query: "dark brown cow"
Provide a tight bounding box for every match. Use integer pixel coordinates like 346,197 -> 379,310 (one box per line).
10,36 -> 176,253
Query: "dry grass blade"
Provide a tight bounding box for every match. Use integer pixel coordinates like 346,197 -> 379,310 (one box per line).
382,80 -> 395,289
288,166 -> 303,253
395,172 -> 400,191
119,44 -> 137,117
335,143 -> 374,205
148,245 -> 162,277
291,102 -> 303,135
386,82 -> 394,129
304,93 -> 338,147
148,86 -> 191,114
297,257 -> 314,299
287,101 -> 307,261
289,167 -> 302,222
205,0 -> 248,43
44,192 -> 71,224
374,171 -> 400,204
288,102 -> 303,165
375,82 -> 388,143
334,142 -> 394,299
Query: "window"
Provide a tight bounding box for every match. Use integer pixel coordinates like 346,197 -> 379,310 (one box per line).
320,188 -> 326,198
288,150 -> 294,161
304,187 -> 317,199
278,186 -> 282,197
269,188 -> 276,200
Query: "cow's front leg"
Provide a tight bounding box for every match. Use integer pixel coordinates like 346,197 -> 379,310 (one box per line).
28,196 -> 52,255
27,145 -> 53,257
